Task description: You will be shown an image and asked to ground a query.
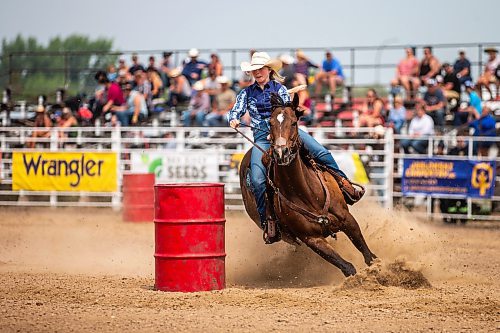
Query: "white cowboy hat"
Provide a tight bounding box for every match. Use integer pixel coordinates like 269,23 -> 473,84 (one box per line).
216,75 -> 231,85
192,80 -> 204,91
240,52 -> 282,73
169,67 -> 182,78
188,48 -> 199,57
279,54 -> 295,65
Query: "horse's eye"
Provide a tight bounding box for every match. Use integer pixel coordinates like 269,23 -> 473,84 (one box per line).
291,121 -> 298,126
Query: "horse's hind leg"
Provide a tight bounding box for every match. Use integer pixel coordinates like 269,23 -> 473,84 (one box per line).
341,212 -> 377,266
302,236 -> 356,277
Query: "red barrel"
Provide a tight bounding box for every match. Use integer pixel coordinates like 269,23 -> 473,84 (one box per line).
154,183 -> 225,292
122,173 -> 155,222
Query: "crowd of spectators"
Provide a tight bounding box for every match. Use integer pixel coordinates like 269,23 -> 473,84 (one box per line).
21,45 -> 498,159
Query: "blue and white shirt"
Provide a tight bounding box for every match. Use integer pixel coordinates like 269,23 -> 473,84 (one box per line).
227,80 -> 290,127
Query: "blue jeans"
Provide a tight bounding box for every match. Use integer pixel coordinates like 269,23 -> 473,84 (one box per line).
116,111 -> 144,126
182,109 -> 205,127
401,138 -> 429,154
250,121 -> 346,226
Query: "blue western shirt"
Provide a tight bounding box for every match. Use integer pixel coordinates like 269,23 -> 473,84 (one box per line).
227,80 -> 290,127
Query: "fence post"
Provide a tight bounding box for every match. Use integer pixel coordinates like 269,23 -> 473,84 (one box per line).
384,128 -> 394,210
64,52 -> 69,87
350,48 -> 355,87
111,125 -> 121,210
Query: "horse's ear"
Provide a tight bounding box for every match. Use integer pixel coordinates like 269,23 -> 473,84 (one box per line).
292,93 -> 304,118
270,93 -> 284,108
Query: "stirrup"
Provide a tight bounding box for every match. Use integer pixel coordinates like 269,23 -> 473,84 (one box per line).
263,219 -> 281,244
342,181 -> 365,205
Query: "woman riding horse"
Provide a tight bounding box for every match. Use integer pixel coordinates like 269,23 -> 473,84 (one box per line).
228,52 -> 364,244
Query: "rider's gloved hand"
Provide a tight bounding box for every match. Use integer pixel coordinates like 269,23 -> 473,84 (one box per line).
230,119 -> 240,129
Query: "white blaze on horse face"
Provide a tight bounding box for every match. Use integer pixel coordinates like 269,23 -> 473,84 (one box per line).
277,113 -> 284,124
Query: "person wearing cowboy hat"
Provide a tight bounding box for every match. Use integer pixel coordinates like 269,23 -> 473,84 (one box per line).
181,48 -> 208,86
27,105 -> 52,148
182,80 -> 210,127
167,67 -> 192,107
293,49 -> 318,86
227,51 -> 364,244
205,76 -> 236,127
477,46 -> 500,100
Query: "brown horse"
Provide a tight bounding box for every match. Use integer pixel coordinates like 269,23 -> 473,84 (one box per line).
239,93 -> 377,277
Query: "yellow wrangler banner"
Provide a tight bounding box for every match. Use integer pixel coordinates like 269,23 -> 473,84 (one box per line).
12,152 -> 117,192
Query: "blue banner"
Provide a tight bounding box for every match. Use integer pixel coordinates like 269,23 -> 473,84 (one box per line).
402,158 -> 496,198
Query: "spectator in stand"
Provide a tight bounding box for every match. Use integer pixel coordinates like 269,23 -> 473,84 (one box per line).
477,47 -> 500,100
106,64 -> 118,82
418,46 -> 441,86
117,57 -> 129,80
27,105 -> 52,148
359,88 -> 385,127
182,48 -> 208,86
55,107 -> 78,140
390,47 -> 420,99
456,80 -> 482,125
422,79 -> 446,128
238,49 -> 257,90
183,81 -> 210,127
279,54 -> 296,89
294,49 -> 318,86
208,53 -> 223,76
205,76 -> 236,127
111,83 -> 148,126
469,106 -> 497,156
289,79 -> 313,125
203,69 -> 221,107
128,53 -> 145,76
146,55 -> 159,74
401,102 -> 435,154
168,68 -> 191,107
314,50 -> 345,98
160,51 -> 174,88
387,95 -> 406,134
94,70 -> 125,119
453,49 -> 472,84
146,67 -> 164,99
441,62 -> 461,119
133,70 -> 152,111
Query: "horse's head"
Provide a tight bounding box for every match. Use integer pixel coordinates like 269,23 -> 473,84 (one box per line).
269,93 -> 304,165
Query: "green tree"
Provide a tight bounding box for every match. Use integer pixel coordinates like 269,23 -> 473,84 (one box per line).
0,34 -> 116,102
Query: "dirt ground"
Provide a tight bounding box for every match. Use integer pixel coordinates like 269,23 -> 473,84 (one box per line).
0,204 -> 498,332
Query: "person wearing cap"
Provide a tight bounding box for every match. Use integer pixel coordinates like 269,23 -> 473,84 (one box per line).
205,76 -> 235,127
181,48 -> 208,86
111,83 -> 148,126
27,105 -> 52,148
128,53 -> 145,76
54,107 -> 78,140
227,51 -> 364,243
422,78 -> 446,128
94,70 -> 125,119
456,80 -> 482,126
441,62 -> 461,120
453,50 -> 472,84
314,51 -> 345,98
477,47 -> 500,100
168,68 -> 192,107
183,80 -> 210,127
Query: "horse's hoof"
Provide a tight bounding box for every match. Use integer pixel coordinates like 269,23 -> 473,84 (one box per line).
342,264 -> 357,277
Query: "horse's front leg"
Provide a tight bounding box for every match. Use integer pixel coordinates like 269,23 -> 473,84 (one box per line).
340,212 -> 377,266
301,235 -> 356,277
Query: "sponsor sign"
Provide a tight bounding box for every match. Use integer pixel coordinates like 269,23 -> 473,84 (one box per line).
402,158 -> 496,198
130,151 -> 219,182
12,152 -> 118,192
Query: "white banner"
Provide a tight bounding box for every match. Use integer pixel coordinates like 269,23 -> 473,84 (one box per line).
130,151 -> 219,182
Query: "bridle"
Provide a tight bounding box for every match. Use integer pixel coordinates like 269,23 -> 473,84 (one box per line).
269,108 -> 301,166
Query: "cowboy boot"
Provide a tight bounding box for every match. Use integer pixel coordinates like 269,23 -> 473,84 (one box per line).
325,169 -> 365,205
263,192 -> 281,244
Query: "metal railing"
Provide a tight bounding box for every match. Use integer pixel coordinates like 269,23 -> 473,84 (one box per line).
0,126 -> 498,221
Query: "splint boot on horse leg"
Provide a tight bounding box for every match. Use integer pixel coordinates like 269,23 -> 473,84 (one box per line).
298,129 -> 365,205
